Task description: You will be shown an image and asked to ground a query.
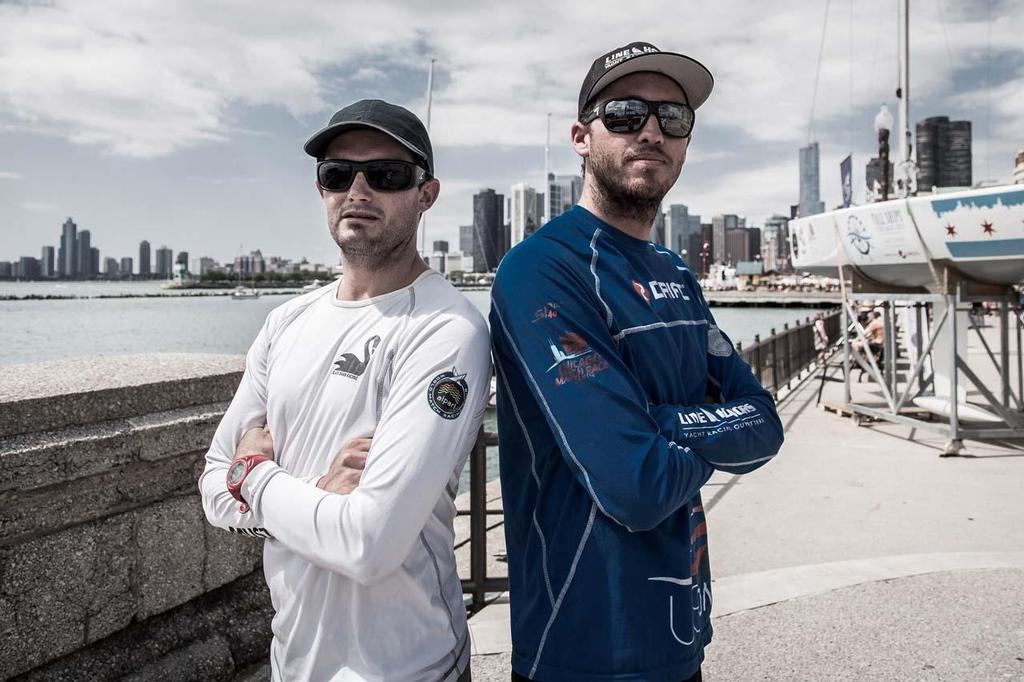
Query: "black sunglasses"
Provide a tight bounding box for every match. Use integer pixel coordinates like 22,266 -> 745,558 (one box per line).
316,159 -> 430,193
580,97 -> 695,138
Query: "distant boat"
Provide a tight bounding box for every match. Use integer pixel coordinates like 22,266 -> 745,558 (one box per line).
232,244 -> 260,299
232,285 -> 259,300
301,279 -> 323,291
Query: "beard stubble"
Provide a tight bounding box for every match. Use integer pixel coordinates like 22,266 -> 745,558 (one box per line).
588,143 -> 682,226
329,198 -> 421,269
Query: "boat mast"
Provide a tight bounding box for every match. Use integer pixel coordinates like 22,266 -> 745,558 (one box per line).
896,0 -> 917,196
543,112 -> 551,224
419,58 -> 435,255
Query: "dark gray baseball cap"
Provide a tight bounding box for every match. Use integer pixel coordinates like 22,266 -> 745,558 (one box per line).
303,99 -> 433,174
578,42 -> 714,117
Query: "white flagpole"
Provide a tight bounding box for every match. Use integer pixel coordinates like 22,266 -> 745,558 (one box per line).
544,112 -> 551,223
420,58 -> 435,255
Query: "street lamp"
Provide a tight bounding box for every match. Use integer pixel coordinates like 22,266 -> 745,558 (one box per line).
874,104 -> 894,202
700,241 -> 710,278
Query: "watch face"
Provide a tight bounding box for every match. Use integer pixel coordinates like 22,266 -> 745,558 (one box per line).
228,460 -> 246,485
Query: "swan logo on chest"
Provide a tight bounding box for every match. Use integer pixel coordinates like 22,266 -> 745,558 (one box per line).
332,335 -> 381,379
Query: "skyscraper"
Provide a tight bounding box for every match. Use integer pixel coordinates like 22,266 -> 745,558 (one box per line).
762,215 -> 791,271
798,142 -> 825,217
120,256 -> 134,276
664,204 -> 691,255
176,251 -> 190,276
76,230 -> 92,276
916,116 -> 972,191
650,205 -> 665,243
711,214 -> 740,264
40,246 -> 55,278
747,228 -> 761,263
547,173 -> 583,220
155,246 -> 173,278
724,228 -> 749,265
510,183 -> 542,248
459,225 -> 474,255
16,257 -> 42,279
59,217 -> 78,278
139,240 -> 151,277
472,189 -> 505,272
432,240 -> 449,254
103,257 -> 119,277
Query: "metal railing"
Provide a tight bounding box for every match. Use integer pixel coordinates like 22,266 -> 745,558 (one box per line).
737,310 -> 842,395
458,427 -> 504,613
459,308 -> 842,612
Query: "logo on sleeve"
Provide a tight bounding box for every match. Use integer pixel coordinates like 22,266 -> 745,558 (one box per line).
546,331 -> 609,386
428,368 -> 469,419
532,301 -> 560,323
707,326 -> 733,357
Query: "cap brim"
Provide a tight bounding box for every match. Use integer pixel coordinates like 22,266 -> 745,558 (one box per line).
586,52 -> 714,111
303,121 -> 430,170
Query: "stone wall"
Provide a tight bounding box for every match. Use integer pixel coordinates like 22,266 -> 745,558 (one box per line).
0,354 -> 271,681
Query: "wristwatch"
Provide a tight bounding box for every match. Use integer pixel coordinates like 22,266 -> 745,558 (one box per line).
226,454 -> 271,513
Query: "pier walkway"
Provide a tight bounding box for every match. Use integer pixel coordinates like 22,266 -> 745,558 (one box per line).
460,325 -> 1024,681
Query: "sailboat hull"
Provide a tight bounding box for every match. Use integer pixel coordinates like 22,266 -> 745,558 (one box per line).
789,186 -> 1024,288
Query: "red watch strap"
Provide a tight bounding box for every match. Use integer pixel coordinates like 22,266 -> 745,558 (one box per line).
227,454 -> 272,513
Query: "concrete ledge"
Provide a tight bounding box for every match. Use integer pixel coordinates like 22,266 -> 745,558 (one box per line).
10,571 -> 272,682
0,354 -> 267,679
0,403 -> 228,543
0,353 -> 243,438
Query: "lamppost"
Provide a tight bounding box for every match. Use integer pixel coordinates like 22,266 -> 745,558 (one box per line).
700,241 -> 710,278
874,104 -> 894,202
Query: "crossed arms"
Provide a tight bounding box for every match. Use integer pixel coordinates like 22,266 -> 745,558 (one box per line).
491,251 -> 784,532
198,315 -> 490,584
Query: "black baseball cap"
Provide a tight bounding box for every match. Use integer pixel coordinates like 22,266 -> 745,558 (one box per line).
303,99 -> 434,175
578,42 -> 714,118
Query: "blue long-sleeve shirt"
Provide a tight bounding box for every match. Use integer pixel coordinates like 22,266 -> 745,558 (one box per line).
490,205 -> 784,681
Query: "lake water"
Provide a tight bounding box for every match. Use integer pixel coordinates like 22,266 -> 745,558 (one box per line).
0,281 -> 822,366
0,280 -> 822,491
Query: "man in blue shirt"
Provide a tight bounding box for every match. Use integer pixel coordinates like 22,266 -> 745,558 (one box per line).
490,42 -> 785,682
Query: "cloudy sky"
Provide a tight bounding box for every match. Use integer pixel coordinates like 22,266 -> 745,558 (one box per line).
1,0 -> 1021,266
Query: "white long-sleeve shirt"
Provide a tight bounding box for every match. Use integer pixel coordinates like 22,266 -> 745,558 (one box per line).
198,271 -> 491,682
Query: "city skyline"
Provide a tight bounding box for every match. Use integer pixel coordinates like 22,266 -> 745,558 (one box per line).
0,215 -> 338,280
2,1 -> 1022,265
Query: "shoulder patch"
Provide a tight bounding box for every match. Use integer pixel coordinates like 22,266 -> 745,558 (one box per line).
428,369 -> 469,419
707,325 -> 733,357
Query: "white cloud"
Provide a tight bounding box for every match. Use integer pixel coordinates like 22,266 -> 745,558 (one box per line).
16,201 -> 56,211
1,0 -> 1022,249
3,0 -> 1020,159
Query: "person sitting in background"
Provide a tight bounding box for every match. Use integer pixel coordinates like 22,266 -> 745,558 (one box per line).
853,309 -> 884,354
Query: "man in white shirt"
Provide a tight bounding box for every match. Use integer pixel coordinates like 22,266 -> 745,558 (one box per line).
199,99 -> 490,682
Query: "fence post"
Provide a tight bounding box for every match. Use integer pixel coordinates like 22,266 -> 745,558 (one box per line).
753,334 -> 762,384
469,426 -> 487,613
783,322 -> 792,389
770,327 -> 779,393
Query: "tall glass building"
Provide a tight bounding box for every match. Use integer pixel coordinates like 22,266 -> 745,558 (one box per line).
798,142 -> 825,217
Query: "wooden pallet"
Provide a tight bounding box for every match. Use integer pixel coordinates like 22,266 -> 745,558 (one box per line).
821,400 -> 935,421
